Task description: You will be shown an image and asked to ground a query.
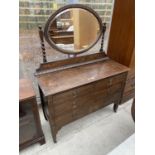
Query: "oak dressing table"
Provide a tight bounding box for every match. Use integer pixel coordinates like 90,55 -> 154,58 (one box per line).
35,4 -> 129,143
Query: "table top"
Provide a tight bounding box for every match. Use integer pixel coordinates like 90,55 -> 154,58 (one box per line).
37,59 -> 129,96
19,79 -> 35,102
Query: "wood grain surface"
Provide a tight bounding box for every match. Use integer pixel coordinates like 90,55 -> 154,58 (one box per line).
37,59 -> 129,96
19,79 -> 35,102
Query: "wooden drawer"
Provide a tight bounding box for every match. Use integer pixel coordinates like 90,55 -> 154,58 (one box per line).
94,89 -> 109,98
110,92 -> 122,102
76,84 -> 94,97
94,78 -> 109,90
108,82 -> 123,94
54,101 -> 73,117
52,73 -> 127,129
122,90 -> 135,103
124,81 -> 134,93
124,89 -> 135,97
109,73 -> 127,86
55,113 -> 73,127
75,89 -> 95,119
73,98 -> 93,119
76,93 -> 94,104
53,89 -> 76,105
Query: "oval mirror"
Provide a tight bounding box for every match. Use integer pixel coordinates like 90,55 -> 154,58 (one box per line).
44,4 -> 103,54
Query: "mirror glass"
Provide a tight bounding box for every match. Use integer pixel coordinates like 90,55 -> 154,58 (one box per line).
45,8 -> 101,54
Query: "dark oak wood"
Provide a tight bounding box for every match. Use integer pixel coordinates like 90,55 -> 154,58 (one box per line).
19,79 -> 45,150
107,0 -> 135,103
37,58 -> 129,96
36,54 -> 129,142
36,52 -> 107,74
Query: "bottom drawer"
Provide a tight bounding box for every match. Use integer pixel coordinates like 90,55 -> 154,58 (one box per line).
55,113 -> 73,127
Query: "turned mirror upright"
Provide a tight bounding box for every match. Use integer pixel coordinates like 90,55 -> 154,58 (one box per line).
36,4 -> 129,143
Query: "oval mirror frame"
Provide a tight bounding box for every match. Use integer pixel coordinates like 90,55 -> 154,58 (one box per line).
44,4 -> 103,55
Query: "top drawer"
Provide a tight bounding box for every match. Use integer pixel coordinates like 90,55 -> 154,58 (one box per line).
94,73 -> 126,90
109,73 -> 127,86
52,73 -> 127,106
53,89 -> 76,105
76,84 -> 94,97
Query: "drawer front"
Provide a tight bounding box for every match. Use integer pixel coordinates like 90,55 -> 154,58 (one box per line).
92,79 -> 109,109
53,89 -> 76,106
74,95 -> 95,118
109,73 -> 127,86
94,78 -> 109,90
76,84 -> 94,97
54,101 -> 73,117
122,90 -> 135,103
124,80 -> 135,93
51,73 -> 127,127
74,84 -> 95,118
55,112 -> 73,127
53,90 -> 76,117
108,82 -> 123,95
